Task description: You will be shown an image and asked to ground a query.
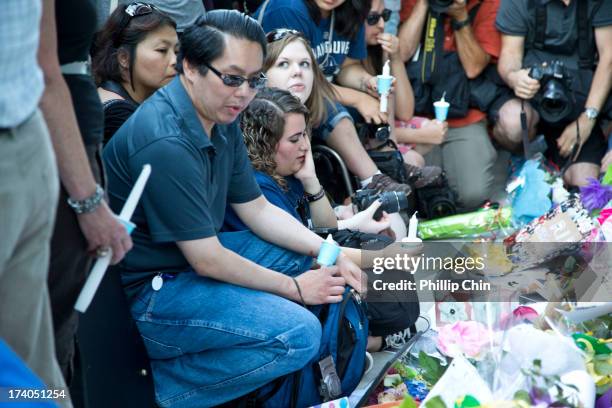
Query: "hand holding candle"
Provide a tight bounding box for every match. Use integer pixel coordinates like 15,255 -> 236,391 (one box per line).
317,234 -> 341,266
74,164 -> 152,313
377,60 -> 394,113
433,93 -> 450,122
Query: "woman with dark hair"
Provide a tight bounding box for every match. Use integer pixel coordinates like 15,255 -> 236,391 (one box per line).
363,0 -> 448,167
92,2 -> 178,143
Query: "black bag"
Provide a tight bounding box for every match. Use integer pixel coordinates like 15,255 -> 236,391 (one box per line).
355,130 -> 409,185
407,51 -> 471,118
332,229 -> 420,337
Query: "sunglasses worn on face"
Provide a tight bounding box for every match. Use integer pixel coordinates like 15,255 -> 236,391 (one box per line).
266,28 -> 304,43
203,63 -> 267,90
366,9 -> 391,26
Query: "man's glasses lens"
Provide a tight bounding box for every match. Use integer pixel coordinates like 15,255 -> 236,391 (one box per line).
205,63 -> 266,90
367,9 -> 392,25
266,29 -> 302,43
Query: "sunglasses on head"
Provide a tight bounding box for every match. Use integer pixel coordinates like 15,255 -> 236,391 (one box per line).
125,2 -> 159,17
114,2 -> 160,47
366,9 -> 391,26
203,62 -> 267,90
266,28 -> 305,43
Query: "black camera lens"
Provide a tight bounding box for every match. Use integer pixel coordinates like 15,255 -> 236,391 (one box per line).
352,189 -> 409,221
376,191 -> 409,219
374,126 -> 391,142
529,61 -> 574,124
540,80 -> 573,123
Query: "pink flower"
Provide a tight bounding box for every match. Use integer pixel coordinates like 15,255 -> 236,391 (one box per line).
437,321 -> 490,359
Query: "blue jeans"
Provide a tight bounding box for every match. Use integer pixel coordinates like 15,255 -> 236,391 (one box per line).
128,231 -> 317,407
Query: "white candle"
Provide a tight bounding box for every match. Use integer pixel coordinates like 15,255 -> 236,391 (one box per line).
380,96 -> 388,113
402,211 -> 422,243
382,60 -> 390,77
74,164 -> 152,313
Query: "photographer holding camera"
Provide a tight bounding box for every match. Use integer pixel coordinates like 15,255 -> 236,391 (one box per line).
397,0 -> 501,211
493,0 -> 612,187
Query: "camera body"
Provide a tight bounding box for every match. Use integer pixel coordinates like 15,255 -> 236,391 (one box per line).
529,60 -> 574,124
429,0 -> 453,13
352,189 -> 409,221
415,173 -> 457,220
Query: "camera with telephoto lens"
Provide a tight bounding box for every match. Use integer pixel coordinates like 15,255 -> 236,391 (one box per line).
529,60 -> 574,124
352,189 -> 409,221
415,172 -> 457,219
429,0 -> 453,13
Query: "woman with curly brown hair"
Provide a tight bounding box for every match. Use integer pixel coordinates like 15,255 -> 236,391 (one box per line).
224,87 -> 399,239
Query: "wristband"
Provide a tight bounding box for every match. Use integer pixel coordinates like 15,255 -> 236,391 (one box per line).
451,17 -> 470,31
305,187 -> 325,203
292,277 -> 307,307
67,184 -> 104,214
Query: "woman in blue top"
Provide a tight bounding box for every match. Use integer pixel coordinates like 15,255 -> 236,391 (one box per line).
224,87 -> 395,238
224,88 -> 421,351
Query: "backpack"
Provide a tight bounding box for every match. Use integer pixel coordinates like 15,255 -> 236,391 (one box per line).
254,288 -> 368,408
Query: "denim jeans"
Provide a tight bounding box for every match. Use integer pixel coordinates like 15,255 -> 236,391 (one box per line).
128,231 -> 318,407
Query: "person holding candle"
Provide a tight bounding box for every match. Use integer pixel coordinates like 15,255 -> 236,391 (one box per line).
397,0 -> 501,210
225,87 -> 420,354
263,28 -> 443,198
102,11 -> 366,406
363,0 -> 447,168
257,0 -> 423,199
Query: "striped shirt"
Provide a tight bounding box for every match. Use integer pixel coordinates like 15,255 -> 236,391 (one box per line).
0,0 -> 44,128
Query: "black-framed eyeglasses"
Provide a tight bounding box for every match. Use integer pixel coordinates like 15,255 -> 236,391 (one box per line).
266,29 -> 304,43
366,9 -> 391,26
203,62 -> 267,90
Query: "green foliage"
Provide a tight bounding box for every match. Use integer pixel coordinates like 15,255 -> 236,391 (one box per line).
399,395 -> 418,408
419,351 -> 447,386
424,396 -> 447,408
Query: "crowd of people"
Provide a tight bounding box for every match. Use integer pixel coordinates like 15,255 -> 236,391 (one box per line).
0,0 -> 610,407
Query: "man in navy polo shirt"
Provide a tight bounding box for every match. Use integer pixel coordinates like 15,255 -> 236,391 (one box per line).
103,10 -> 364,407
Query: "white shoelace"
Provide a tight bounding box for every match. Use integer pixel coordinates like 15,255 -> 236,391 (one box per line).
384,328 -> 412,350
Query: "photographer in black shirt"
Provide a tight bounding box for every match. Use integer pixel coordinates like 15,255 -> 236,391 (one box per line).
492,0 -> 612,187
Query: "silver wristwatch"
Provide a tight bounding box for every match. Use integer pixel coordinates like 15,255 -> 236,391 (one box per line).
584,107 -> 599,121
67,184 -> 104,214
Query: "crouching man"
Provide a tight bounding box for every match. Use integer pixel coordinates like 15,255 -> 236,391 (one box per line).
103,10 -> 364,407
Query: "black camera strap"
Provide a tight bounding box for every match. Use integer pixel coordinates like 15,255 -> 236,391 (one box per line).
420,1 -> 483,84
576,0 -> 595,69
529,0 -> 599,69
419,11 -> 445,84
520,101 -> 530,159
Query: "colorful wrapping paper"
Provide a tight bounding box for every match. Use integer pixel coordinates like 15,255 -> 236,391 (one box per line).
418,208 -> 512,240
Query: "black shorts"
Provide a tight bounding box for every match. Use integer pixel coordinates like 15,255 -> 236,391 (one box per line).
540,120 -> 607,166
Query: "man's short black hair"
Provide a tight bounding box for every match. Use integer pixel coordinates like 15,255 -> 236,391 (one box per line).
176,10 -> 267,75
